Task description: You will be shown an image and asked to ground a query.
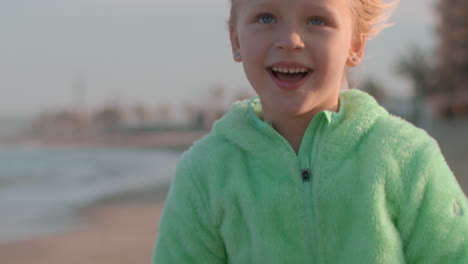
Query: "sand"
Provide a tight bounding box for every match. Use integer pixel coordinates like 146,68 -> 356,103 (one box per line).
0,195 -> 167,264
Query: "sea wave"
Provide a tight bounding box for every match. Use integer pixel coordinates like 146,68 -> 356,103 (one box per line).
0,145 -> 181,241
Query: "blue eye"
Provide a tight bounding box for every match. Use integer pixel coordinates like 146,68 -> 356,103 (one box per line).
308,18 -> 325,26
257,14 -> 276,24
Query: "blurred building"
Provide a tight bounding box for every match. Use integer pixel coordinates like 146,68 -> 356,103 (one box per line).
34,111 -> 92,136
33,103 -> 163,136
435,0 -> 468,117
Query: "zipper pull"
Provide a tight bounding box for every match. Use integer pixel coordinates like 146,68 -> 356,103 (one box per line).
301,169 -> 311,182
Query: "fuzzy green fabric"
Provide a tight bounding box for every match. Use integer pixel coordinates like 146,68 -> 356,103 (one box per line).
153,90 -> 468,263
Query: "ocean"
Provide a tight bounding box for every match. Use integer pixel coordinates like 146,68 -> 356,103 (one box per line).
0,144 -> 181,242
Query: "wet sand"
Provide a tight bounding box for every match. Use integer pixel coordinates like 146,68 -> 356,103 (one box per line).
0,186 -> 169,264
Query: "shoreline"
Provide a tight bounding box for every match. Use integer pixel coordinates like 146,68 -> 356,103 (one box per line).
0,183 -> 171,264
1,130 -> 207,150
0,144 -> 178,246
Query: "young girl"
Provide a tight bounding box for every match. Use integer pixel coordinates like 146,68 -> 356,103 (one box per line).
153,0 -> 468,263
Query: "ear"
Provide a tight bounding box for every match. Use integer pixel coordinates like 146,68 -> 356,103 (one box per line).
346,33 -> 366,67
229,23 -> 242,62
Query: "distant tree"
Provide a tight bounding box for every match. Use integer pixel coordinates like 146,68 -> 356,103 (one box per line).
396,46 -> 436,97
395,46 -> 436,123
359,78 -> 386,104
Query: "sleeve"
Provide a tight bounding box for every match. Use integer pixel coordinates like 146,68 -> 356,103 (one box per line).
398,140 -> 468,263
152,156 -> 227,263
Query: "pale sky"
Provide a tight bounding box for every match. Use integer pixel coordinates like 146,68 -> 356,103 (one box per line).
1,0 -> 436,118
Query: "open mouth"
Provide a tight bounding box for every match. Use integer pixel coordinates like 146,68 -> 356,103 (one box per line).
268,67 -> 312,82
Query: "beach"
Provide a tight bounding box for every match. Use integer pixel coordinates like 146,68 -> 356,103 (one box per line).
0,145 -> 178,264
0,184 -> 170,264
0,119 -> 466,264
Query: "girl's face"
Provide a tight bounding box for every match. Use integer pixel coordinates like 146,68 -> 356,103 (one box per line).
230,0 -> 365,120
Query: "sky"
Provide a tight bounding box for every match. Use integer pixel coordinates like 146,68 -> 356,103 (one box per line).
1,0 -> 437,118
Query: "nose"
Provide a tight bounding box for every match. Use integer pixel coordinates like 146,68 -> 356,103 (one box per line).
274,28 -> 305,51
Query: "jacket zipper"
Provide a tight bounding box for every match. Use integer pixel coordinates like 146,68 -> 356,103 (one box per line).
262,114 -> 327,262
302,116 -> 326,263
300,157 -> 315,262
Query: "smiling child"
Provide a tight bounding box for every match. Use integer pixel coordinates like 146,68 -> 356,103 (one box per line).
153,0 -> 468,263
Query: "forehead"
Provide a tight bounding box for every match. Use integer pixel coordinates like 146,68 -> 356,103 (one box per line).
235,0 -> 350,11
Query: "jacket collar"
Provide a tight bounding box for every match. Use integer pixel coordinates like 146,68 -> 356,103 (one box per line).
213,90 -> 388,156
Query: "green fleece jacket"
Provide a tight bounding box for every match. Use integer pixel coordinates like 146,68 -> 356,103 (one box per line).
153,90 -> 468,263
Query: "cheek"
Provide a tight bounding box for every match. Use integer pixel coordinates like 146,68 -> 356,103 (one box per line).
316,35 -> 350,69
239,33 -> 268,79
240,33 -> 266,61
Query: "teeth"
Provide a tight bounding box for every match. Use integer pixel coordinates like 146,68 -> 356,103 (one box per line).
272,67 -> 309,73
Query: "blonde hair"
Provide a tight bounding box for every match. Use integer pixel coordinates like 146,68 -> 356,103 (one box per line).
351,0 -> 398,39
228,0 -> 398,39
